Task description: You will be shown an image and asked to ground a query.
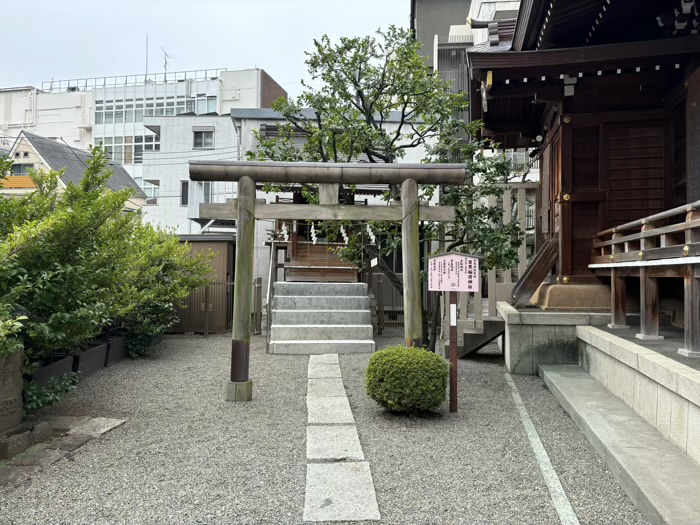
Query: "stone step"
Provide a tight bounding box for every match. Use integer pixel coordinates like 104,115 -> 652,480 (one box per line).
540,365 -> 700,525
270,324 -> 373,341
271,310 -> 371,325
273,295 -> 369,310
269,340 -> 375,354
274,282 -> 367,297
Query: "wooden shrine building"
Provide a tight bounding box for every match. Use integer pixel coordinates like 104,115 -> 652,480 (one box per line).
466,0 -> 700,354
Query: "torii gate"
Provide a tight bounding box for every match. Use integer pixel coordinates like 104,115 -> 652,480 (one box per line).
189,160 -> 464,401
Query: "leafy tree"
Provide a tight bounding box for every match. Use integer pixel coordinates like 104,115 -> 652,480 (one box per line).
0,145 -> 211,388
247,27 -> 527,348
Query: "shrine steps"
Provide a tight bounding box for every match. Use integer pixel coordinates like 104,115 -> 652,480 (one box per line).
269,282 -> 375,354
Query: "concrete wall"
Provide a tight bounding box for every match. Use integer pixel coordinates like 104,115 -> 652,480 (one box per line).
577,326 -> 700,466
413,0 -> 472,69
141,115 -> 237,233
220,69 -> 261,115
498,302 -> 610,374
0,88 -> 93,149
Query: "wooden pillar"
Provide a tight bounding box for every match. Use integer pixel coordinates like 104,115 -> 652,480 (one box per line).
609,233 -> 628,329
680,209 -> 700,355
559,119 -> 573,280
401,178 -> 422,347
226,175 -> 255,401
680,264 -> 700,357
636,224 -> 663,341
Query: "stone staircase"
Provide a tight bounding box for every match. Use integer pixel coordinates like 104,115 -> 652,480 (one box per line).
269,282 -> 375,354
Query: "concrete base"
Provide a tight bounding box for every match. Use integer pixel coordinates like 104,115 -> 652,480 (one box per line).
224,380 -> 253,402
530,283 -> 611,311
635,333 -> 665,341
497,302 -> 610,375
678,348 -> 700,357
577,326 -> 700,466
541,365 -> 700,525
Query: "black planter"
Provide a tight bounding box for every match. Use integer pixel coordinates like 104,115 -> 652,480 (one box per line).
73,343 -> 107,378
105,336 -> 128,367
32,356 -> 74,386
151,334 -> 164,346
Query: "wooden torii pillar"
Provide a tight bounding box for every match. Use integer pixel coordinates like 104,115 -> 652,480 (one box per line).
190,161 -> 464,401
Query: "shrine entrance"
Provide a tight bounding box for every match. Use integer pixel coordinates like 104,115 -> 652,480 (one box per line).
189,160 -> 464,401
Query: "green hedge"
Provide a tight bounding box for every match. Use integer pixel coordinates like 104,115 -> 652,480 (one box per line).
365,345 -> 449,413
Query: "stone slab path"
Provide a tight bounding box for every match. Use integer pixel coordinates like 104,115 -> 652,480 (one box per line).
303,354 -> 380,522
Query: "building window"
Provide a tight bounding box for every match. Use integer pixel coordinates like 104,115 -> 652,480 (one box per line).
181,181 -> 189,206
201,181 -> 212,203
143,180 -> 160,204
193,131 -> 214,149
14,152 -> 20,158
11,164 -> 33,175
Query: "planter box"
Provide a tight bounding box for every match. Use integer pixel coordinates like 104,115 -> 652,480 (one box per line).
151,334 -> 164,346
0,350 -> 24,434
105,336 -> 128,367
32,355 -> 74,387
72,343 -> 107,378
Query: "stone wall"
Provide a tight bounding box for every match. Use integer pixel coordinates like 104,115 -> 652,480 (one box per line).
497,302 -> 610,375
578,326 -> 700,465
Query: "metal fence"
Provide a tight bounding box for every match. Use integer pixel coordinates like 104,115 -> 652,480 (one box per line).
169,278 -> 262,336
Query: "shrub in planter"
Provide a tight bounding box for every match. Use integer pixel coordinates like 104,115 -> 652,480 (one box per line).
365,345 -> 450,413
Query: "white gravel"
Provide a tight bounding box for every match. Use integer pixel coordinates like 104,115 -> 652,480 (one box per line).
0,335 -> 308,525
0,332 -> 651,525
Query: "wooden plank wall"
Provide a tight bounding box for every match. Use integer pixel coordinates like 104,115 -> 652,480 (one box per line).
606,122 -> 667,226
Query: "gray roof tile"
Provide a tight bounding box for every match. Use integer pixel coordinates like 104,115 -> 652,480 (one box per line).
22,132 -> 146,199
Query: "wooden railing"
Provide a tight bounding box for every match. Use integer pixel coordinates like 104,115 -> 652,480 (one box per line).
590,200 -> 700,356
448,182 -> 538,336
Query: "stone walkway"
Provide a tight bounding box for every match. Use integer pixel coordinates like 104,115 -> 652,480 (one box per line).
0,333 -> 651,524
304,354 -> 379,522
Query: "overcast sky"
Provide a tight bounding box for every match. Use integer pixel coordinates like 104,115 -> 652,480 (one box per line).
4,0 -> 410,98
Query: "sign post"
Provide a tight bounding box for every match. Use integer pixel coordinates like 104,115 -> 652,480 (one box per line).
428,253 -> 480,413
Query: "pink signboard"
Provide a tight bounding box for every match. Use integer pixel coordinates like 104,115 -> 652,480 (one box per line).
428,253 -> 480,292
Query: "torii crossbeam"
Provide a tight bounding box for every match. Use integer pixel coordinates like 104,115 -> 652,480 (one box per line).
189,160 -> 464,401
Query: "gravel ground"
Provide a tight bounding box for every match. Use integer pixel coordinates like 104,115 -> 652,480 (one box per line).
339,332 -> 650,525
0,333 -> 650,525
512,372 -> 649,525
0,335 -> 308,525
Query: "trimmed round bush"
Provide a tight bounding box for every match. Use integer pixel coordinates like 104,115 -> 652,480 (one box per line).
365,345 -> 449,413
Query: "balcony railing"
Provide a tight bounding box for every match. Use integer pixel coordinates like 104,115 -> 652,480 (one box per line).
590,200 -> 700,355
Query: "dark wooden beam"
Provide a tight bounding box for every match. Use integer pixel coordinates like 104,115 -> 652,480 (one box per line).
190,161 -> 465,185
469,35 -> 700,73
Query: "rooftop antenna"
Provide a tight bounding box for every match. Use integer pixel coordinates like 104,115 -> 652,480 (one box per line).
145,34 -> 149,81
162,48 -> 174,75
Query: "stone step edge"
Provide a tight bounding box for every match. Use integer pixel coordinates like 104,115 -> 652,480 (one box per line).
272,310 -> 370,313
270,324 -> 373,328
272,340 -> 375,344
273,295 -> 369,299
540,364 -> 700,525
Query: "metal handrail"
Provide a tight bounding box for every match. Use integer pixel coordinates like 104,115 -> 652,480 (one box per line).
265,240 -> 276,351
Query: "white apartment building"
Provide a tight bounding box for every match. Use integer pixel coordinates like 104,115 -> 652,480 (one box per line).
141,114 -> 237,233
0,68 -> 286,184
